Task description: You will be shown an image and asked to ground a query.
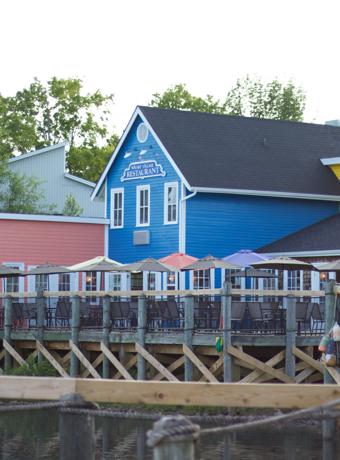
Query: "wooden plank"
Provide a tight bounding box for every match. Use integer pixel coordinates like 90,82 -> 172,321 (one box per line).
3,339 -> 26,366
240,351 -> 286,383
295,367 -> 316,384
227,346 -> 294,383
324,366 -> 340,385
153,356 -> 185,381
136,343 -> 178,382
35,341 -> 69,378
292,347 -> 324,374
0,350 -> 5,362
254,361 -> 309,384
199,356 -> 224,382
113,355 -> 137,379
101,342 -> 133,380
82,353 -> 104,378
69,340 -> 101,379
27,349 -> 39,361
0,377 -> 339,408
60,351 -> 72,366
183,344 -> 219,383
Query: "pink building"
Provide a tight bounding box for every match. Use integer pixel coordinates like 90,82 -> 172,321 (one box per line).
0,213 -> 108,293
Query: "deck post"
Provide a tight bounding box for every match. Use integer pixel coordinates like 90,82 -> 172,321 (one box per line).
222,281 -> 232,382
285,294 -> 296,379
184,295 -> 194,382
36,289 -> 46,364
137,294 -> 147,380
70,295 -> 80,377
4,296 -> 12,372
147,415 -> 198,460
59,393 -> 96,460
324,280 -> 336,385
102,295 -> 111,379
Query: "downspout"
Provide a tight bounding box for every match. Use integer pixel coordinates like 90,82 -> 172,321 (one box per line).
179,186 -> 197,290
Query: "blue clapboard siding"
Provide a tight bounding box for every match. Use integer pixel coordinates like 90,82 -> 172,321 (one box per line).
186,193 -> 339,258
107,116 -> 180,263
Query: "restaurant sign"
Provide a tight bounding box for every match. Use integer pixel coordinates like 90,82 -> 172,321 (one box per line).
120,160 -> 166,182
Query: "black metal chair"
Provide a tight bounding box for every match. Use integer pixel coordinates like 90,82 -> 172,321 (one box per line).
247,302 -> 263,330
164,299 -> 181,328
231,302 -> 247,331
295,302 -> 309,334
55,300 -> 72,327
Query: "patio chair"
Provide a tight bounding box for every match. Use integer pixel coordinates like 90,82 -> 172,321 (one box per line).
110,301 -> 122,328
295,302 -> 309,334
147,300 -> 162,329
164,299 -> 181,328
194,298 -> 209,329
247,302 -> 263,330
55,300 -> 72,327
311,303 -> 325,333
12,302 -> 25,328
87,306 -> 102,328
231,302 -> 247,330
207,300 -> 221,330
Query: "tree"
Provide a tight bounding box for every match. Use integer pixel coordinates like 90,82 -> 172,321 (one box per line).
0,78 -> 118,181
62,194 -> 83,216
0,159 -> 56,214
151,78 -> 306,121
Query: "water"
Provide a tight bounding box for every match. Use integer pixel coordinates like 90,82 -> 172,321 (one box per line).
0,410 -> 335,459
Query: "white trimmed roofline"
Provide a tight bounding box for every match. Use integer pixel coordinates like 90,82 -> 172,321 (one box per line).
8,141 -> 68,163
64,173 -> 95,188
0,212 -> 108,225
320,157 -> 340,166
259,249 -> 340,258
191,187 -> 340,202
91,107 -> 191,200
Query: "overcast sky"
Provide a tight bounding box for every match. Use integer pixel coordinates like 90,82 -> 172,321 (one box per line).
1,0 -> 340,134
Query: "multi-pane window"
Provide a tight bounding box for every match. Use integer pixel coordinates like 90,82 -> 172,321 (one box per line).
225,269 -> 242,289
136,185 -> 150,226
85,271 -> 97,291
303,271 -> 311,290
108,273 -> 121,291
36,274 -> 48,292
58,273 -> 70,291
4,264 -> 22,293
193,269 -> 210,289
111,188 -> 124,228
287,270 -> 301,290
164,183 -> 178,224
167,272 -> 177,290
147,273 -> 156,290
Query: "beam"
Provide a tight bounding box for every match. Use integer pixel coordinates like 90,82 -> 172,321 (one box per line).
227,346 -> 294,383
323,366 -> 340,385
68,340 -> 101,379
199,356 -> 224,382
35,340 -> 69,378
101,342 -> 133,380
183,344 -> 219,383
135,343 -> 178,382
113,355 -> 137,379
0,377 -> 339,408
240,351 -> 286,383
3,339 -> 26,366
292,347 -> 324,374
81,353 -> 104,378
153,356 -> 185,381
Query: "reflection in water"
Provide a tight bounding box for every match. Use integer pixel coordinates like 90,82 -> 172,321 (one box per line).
0,410 -> 336,459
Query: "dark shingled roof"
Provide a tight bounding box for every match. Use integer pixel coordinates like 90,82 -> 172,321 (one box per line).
140,106 -> 340,196
256,213 -> 340,253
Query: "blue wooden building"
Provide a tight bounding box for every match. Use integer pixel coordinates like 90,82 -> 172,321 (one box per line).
92,107 -> 340,290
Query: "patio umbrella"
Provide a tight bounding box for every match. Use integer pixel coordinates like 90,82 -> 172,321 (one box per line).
25,263 -> 72,275
122,257 -> 179,273
251,256 -> 315,271
223,249 -> 268,268
159,252 -> 198,270
182,255 -> 241,271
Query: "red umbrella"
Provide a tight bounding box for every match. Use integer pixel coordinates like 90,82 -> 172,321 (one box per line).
159,252 -> 198,270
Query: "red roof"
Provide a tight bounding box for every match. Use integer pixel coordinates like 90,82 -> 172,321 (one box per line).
159,252 -> 198,269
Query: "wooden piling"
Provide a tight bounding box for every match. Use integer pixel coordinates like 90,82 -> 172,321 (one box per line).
222,281 -> 232,382
70,295 -> 80,377
324,280 -> 336,385
285,295 -> 296,379
102,295 -> 111,379
36,289 -> 46,364
137,294 -> 147,380
4,296 -> 12,372
184,295 -> 194,382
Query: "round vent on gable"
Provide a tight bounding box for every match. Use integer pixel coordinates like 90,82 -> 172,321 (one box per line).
136,123 -> 149,143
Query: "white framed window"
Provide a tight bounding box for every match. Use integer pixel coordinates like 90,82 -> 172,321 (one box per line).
110,188 -> 124,229
2,262 -> 24,294
136,184 -> 150,227
164,182 -> 178,224
287,270 -> 301,290
193,269 -> 211,289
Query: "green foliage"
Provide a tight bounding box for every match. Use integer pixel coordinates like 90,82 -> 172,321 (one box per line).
0,159 -> 56,214
0,77 -> 118,181
62,193 -> 83,216
7,355 -> 57,377
151,78 -> 306,121
151,83 -> 225,114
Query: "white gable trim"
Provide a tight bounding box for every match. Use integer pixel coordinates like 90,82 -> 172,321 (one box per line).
64,173 -> 95,188
91,107 -> 191,200
192,186 -> 340,202
320,157 -> 340,166
8,141 -> 68,163
0,212 -> 108,225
